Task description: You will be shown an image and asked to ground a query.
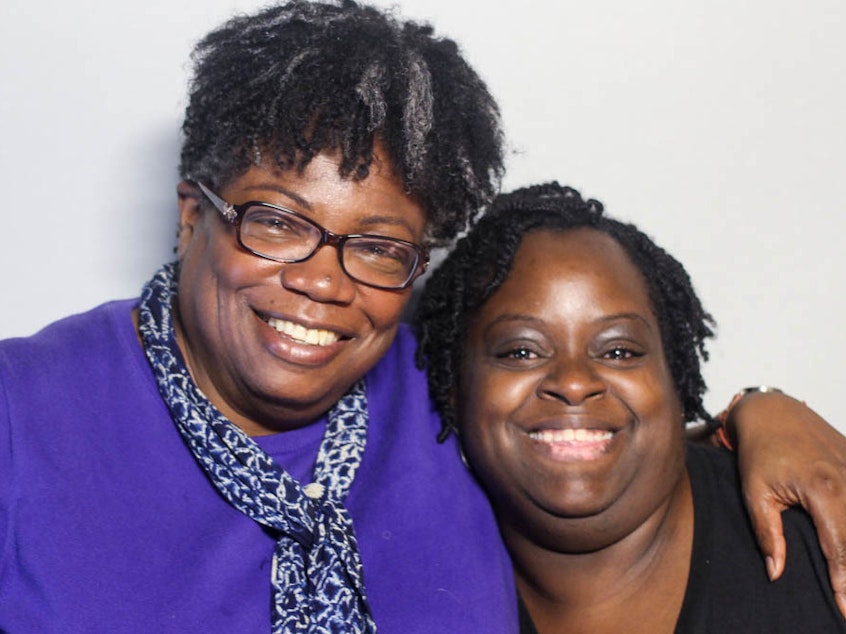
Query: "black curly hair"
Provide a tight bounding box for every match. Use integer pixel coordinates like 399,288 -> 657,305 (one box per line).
414,181 -> 717,440
179,0 -> 503,245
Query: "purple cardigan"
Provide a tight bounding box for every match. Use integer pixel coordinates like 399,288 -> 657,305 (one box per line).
0,300 -> 516,632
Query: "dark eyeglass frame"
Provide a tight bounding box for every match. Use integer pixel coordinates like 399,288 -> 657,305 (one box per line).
195,181 -> 429,290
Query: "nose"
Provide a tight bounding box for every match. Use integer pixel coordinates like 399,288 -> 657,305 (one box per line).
278,243 -> 356,304
537,356 -> 606,406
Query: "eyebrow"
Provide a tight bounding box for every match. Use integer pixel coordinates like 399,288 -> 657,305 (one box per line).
240,183 -> 420,235
240,184 -> 312,210
597,312 -> 655,331
482,311 -> 655,331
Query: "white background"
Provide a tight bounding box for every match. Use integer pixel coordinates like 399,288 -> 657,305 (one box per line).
1,1 -> 843,429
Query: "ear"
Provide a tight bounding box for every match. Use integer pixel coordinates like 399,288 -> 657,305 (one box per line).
176,181 -> 203,258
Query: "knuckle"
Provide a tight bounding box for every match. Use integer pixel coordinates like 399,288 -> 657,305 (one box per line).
809,467 -> 846,497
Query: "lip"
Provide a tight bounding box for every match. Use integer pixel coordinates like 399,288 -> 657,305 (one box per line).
527,429 -> 618,462
255,308 -> 353,338
525,413 -> 621,435
253,309 -> 354,367
520,415 -> 624,463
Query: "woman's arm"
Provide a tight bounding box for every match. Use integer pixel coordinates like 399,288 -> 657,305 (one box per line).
725,390 -> 846,618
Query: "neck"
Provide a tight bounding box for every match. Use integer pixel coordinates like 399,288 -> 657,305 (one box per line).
510,469 -> 694,634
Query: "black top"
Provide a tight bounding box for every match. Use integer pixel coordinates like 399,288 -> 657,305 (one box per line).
518,445 -> 846,633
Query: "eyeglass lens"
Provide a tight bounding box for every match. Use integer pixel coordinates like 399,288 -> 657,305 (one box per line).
239,205 -> 420,288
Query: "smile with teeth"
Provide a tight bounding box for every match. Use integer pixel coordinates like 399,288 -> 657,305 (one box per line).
529,428 -> 614,443
265,317 -> 341,346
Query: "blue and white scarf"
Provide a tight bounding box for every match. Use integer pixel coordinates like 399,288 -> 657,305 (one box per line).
137,262 -> 377,633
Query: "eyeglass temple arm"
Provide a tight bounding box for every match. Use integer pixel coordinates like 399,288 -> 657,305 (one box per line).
195,181 -> 237,222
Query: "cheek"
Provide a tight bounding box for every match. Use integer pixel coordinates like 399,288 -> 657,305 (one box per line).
459,371 -> 533,457
624,371 -> 686,482
459,371 -> 500,433
635,422 -> 686,510
183,222 -> 283,295
355,288 -> 413,331
204,232 -> 270,288
178,226 -> 269,328
613,363 -> 677,420
607,363 -> 683,444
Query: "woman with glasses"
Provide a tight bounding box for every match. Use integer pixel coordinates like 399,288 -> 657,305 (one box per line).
1,2 -> 846,632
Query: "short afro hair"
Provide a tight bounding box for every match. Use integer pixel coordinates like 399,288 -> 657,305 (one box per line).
179,0 -> 504,245
415,181 -> 716,440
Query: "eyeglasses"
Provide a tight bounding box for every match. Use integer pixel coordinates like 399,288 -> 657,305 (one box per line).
196,182 -> 429,290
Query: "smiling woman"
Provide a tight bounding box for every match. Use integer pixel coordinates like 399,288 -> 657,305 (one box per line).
4,2 -> 846,632
415,182 -> 846,632
459,229 -> 689,556
0,3 -> 517,632
173,151 -> 428,434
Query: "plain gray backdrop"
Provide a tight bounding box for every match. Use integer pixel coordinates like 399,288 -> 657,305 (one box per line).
1,0 -> 843,429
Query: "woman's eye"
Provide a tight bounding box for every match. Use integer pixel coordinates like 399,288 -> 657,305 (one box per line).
356,242 -> 405,262
245,207 -> 309,236
603,347 -> 643,361
496,347 -> 537,361
255,215 -> 294,232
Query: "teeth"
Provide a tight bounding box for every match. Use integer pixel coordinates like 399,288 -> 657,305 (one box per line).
266,317 -> 340,346
529,429 -> 614,443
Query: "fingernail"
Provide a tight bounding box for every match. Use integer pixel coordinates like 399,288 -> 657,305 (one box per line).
766,556 -> 776,581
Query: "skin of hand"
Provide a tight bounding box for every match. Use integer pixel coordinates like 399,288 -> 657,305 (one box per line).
728,391 -> 846,618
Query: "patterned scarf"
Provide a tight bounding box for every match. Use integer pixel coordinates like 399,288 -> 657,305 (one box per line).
137,262 -> 377,633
